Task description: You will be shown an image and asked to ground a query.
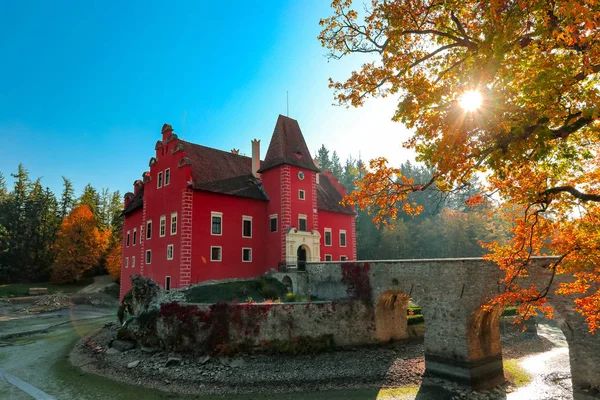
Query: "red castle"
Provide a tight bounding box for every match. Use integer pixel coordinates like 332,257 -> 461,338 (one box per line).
120,115 -> 356,298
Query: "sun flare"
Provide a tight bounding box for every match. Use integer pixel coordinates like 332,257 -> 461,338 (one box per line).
458,90 -> 483,111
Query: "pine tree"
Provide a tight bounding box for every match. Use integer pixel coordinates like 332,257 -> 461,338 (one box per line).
78,184 -> 100,215
316,145 -> 332,172
59,177 -> 75,219
340,155 -> 357,192
109,190 -> 123,237
331,151 -> 343,179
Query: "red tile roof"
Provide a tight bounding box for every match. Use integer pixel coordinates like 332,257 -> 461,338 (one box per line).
258,115 -> 320,173
124,116 -> 352,215
181,141 -> 268,201
317,173 -> 355,215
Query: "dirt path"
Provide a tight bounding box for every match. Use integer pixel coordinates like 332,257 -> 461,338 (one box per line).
77,276 -> 116,294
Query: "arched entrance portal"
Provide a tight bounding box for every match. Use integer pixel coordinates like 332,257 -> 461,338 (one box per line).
297,245 -> 309,271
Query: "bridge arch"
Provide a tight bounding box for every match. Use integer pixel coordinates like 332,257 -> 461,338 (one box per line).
281,275 -> 294,293
375,290 -> 413,342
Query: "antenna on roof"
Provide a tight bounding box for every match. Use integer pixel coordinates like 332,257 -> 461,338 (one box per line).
286,91 -> 289,117
183,109 -> 186,139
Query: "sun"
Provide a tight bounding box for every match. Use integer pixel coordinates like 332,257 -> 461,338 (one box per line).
458,90 -> 483,111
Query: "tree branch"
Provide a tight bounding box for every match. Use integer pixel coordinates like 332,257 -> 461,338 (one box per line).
542,186 -> 600,202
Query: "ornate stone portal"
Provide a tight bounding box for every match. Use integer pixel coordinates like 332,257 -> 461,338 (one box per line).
285,228 -> 321,268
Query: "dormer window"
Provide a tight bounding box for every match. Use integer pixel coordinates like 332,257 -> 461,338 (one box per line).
158,172 -> 163,188
165,168 -> 170,185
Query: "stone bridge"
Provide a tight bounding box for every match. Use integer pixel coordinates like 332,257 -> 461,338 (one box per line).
274,257 -> 600,398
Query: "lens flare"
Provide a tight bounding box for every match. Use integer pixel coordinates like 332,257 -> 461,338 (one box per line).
458,90 -> 483,111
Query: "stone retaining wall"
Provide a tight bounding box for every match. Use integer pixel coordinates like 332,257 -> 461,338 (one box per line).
139,300 -> 377,354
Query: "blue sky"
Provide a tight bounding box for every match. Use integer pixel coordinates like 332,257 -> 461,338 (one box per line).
0,0 -> 414,197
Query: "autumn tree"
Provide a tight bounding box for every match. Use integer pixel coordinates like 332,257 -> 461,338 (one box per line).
320,1 -> 600,330
104,234 -> 122,281
52,205 -> 108,283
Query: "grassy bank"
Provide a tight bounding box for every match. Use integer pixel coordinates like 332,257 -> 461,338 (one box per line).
183,277 -> 288,303
0,281 -> 90,298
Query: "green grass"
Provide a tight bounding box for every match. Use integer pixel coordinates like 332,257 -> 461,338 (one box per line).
183,277 -> 287,303
0,281 -> 91,298
504,359 -> 532,387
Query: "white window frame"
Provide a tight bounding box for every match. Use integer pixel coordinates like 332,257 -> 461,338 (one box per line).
242,216 -> 252,238
157,171 -> 163,188
126,230 -> 130,247
340,255 -> 347,261
164,168 -> 170,186
146,220 -> 152,240
132,256 -> 136,268
211,212 -> 223,236
269,214 -> 278,232
145,250 -> 152,264
324,228 -> 332,246
165,276 -> 171,291
340,230 -> 347,247
325,254 -> 332,262
133,228 -> 137,246
160,215 -> 166,237
210,246 -> 222,262
167,244 -> 174,260
125,257 -> 129,268
298,214 -> 307,231
298,189 -> 305,200
242,247 -> 252,262
170,212 -> 177,235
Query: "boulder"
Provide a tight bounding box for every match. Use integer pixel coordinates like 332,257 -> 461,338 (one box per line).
105,348 -> 120,356
111,339 -> 136,352
141,345 -> 159,354
164,357 -> 181,367
200,355 -> 211,365
230,358 -> 246,368
127,360 -> 140,369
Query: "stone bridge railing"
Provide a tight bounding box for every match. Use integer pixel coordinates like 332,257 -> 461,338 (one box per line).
273,257 -> 600,398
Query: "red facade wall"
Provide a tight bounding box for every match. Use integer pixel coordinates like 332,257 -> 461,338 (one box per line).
318,210 -> 356,262
190,191 -> 269,283
121,208 -> 143,298
287,165 -> 318,232
141,137 -> 191,291
260,168 -> 283,270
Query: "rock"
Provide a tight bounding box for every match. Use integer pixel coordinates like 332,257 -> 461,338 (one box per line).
141,346 -> 159,354
105,348 -> 120,355
200,355 -> 211,365
158,367 -> 166,373
165,357 -> 181,367
127,360 -> 140,369
230,358 -> 246,368
111,339 -> 136,352
218,357 -> 230,366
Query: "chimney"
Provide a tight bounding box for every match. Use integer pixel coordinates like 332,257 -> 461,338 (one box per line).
314,158 -> 320,184
124,193 -> 133,209
251,139 -> 261,178
133,180 -> 143,196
